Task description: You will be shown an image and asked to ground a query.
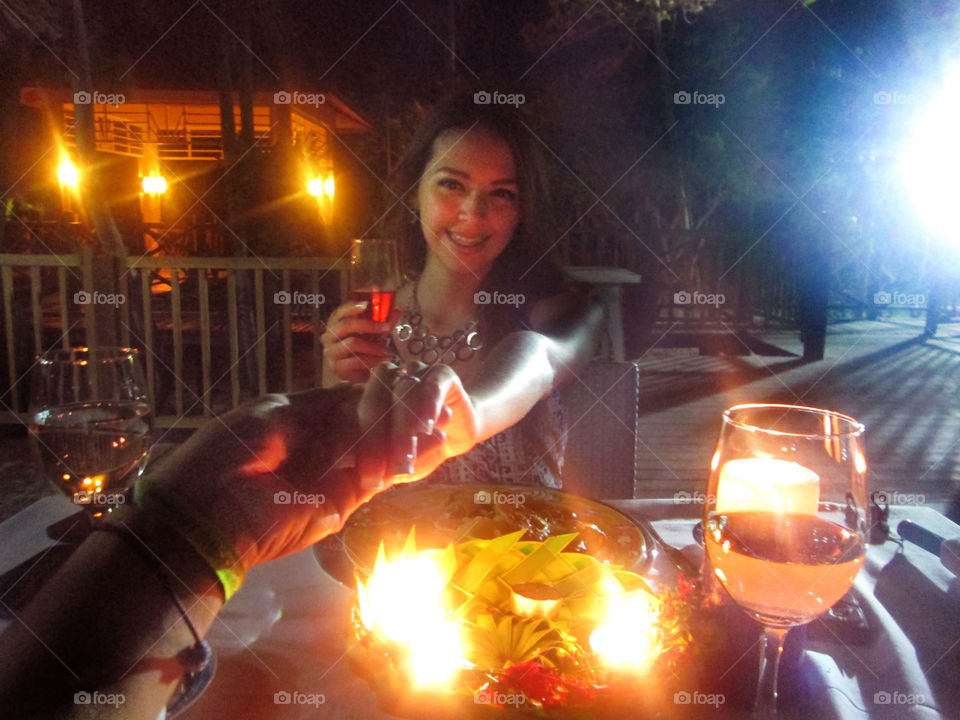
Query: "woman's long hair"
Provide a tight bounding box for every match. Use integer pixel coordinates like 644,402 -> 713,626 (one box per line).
383,93 -> 563,297
382,95 -> 571,487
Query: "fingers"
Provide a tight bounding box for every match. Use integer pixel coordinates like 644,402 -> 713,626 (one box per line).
321,302 -> 396,384
320,304 -> 393,348
356,362 -> 399,488
357,362 -> 474,488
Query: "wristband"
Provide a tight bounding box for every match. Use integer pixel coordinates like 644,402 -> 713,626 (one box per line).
91,520 -> 213,673
133,476 -> 246,601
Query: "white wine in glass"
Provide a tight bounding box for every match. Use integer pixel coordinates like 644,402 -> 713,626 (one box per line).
703,404 -> 868,717
28,347 -> 153,510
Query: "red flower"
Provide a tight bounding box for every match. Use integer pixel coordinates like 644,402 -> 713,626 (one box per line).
499,660 -> 599,708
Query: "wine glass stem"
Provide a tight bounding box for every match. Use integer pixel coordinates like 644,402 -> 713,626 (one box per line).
754,626 -> 789,718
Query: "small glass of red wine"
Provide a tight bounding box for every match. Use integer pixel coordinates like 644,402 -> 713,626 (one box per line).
349,238 -> 400,327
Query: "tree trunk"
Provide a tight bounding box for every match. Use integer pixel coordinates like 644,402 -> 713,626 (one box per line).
650,6 -> 691,231
70,0 -> 119,346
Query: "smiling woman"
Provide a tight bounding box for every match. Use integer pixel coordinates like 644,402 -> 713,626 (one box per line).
321,93 -> 604,489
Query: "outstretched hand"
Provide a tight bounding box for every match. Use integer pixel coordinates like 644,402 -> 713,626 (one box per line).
358,361 -> 480,485
139,364 -> 479,573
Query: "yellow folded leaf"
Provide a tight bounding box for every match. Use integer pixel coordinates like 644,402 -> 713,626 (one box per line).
501,532 -> 578,585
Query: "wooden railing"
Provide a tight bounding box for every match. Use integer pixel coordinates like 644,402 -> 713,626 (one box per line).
0,252 -> 347,428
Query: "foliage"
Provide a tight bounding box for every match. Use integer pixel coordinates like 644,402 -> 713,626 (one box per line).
522,0 -> 958,307
0,1 -> 59,44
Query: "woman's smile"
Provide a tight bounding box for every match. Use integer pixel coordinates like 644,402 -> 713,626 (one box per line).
416,128 -> 520,278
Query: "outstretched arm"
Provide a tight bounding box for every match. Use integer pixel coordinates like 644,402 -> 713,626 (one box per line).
467,290 -> 604,442
0,371 -> 473,719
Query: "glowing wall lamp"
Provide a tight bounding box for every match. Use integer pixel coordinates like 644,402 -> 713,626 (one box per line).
58,157 -> 79,188
307,173 -> 334,197
141,175 -> 168,195
308,173 -> 335,225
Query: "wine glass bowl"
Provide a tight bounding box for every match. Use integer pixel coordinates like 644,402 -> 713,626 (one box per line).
28,347 -> 153,510
703,403 -> 868,715
349,238 -> 401,324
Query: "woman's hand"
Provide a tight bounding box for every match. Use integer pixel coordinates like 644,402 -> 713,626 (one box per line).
321,301 -> 397,384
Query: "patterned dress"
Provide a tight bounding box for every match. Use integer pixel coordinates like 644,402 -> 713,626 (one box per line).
425,391 -> 566,489
398,262 -> 574,489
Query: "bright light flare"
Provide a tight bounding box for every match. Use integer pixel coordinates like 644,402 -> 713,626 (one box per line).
307,177 -> 324,196
357,554 -> 468,686
589,590 -> 660,670
58,157 -> 79,188
902,64 -> 960,242
141,176 -> 167,195
323,174 -> 335,197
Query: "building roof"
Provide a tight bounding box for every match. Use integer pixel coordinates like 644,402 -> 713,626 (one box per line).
20,86 -> 372,134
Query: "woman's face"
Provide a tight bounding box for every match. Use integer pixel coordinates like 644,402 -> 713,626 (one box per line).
415,128 -> 520,279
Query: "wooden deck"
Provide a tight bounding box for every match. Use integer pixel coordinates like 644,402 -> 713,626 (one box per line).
625,317 -> 960,517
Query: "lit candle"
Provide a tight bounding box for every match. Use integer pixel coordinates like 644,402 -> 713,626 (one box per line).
715,457 -> 820,514
589,591 -> 660,669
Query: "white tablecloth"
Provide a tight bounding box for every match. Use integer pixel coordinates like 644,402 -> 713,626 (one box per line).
1,496 -> 957,719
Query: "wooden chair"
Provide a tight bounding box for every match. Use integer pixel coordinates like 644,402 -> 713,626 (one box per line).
559,360 -> 640,500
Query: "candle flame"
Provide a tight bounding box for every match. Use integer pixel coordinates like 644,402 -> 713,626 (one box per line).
589,591 -> 660,669
357,551 -> 468,686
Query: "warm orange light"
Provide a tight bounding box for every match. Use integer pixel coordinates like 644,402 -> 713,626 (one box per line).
357,552 -> 468,686
715,458 -> 820,515
141,175 -> 167,195
589,591 -> 660,669
58,157 -> 79,188
307,177 -> 324,196
323,174 -> 335,197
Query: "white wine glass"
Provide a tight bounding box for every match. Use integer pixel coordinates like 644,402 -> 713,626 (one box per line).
28,347 -> 153,515
703,404 -> 868,717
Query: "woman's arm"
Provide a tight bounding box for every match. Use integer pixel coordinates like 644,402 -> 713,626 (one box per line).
467,290 -> 604,441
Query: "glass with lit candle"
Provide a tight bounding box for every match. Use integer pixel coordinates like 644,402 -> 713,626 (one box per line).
703,404 -> 868,717
28,347 -> 153,514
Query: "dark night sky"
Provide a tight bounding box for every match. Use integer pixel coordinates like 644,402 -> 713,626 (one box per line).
71,0 -> 550,114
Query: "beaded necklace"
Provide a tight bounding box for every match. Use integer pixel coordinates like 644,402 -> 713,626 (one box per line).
394,279 -> 483,365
